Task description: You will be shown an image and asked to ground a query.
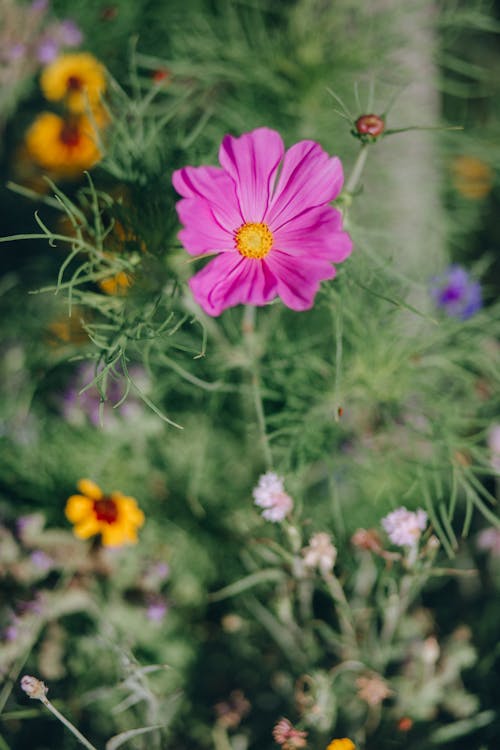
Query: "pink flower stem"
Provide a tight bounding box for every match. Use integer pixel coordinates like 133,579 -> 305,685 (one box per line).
242,306 -> 273,469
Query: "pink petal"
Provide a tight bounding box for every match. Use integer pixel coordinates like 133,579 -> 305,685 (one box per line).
273,206 -> 353,262
172,165 -> 242,230
266,141 -> 344,230
176,198 -> 235,255
189,253 -> 278,316
218,128 -> 284,222
265,250 -> 336,311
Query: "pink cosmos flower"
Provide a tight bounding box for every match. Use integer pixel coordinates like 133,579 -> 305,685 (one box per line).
172,127 -> 352,316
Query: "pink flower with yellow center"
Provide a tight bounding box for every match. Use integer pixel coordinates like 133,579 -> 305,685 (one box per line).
172,127 -> 352,316
65,479 -> 144,547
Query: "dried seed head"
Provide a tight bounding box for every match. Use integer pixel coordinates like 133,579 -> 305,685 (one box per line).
20,675 -> 48,700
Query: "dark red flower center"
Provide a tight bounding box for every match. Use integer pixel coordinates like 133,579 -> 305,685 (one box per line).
59,122 -> 81,147
67,75 -> 83,91
93,497 -> 119,524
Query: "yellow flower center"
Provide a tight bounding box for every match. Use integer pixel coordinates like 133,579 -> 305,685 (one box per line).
235,222 -> 273,259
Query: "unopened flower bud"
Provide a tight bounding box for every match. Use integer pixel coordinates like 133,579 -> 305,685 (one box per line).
20,675 -> 48,700
397,717 -> 413,732
353,114 -> 385,141
351,528 -> 383,553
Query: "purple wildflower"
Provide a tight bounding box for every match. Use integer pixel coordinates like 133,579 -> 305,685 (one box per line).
146,596 -> 169,622
6,43 -> 27,61
36,37 -> 59,63
58,19 -> 83,46
430,265 -> 482,320
61,362 -> 147,428
30,550 -> 53,571
382,507 -> 428,547
30,0 -> 49,13
252,472 -> 293,522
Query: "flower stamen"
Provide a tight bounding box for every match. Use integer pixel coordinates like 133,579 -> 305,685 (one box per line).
235,222 -> 273,259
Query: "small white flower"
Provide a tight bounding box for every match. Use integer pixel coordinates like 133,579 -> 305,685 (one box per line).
381,507 -> 427,547
252,472 -> 293,523
302,532 -> 337,574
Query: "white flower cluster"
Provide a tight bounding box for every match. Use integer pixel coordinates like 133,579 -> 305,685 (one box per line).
381,506 -> 428,547
252,472 -> 293,522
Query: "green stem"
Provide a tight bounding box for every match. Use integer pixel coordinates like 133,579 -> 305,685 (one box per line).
324,572 -> 358,656
345,143 -> 370,195
40,696 -> 99,750
242,306 -> 272,469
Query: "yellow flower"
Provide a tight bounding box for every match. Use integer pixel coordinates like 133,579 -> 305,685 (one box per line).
25,112 -> 101,177
326,740 -> 356,750
65,479 -> 145,547
451,155 -> 493,200
40,52 -> 106,114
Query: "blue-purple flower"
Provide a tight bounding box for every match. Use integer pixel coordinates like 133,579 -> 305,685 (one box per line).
430,265 -> 482,320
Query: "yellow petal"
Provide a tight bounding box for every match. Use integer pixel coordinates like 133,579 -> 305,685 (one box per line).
113,494 -> 145,527
65,495 -> 94,522
101,523 -> 136,547
77,479 -> 103,500
73,517 -> 101,539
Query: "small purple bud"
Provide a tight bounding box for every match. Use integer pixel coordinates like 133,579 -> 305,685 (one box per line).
36,38 -> 60,64
7,43 -> 26,61
30,0 -> 49,13
146,596 -> 168,622
4,624 -> 19,642
430,265 -> 482,320
30,550 -> 53,571
59,19 -> 83,46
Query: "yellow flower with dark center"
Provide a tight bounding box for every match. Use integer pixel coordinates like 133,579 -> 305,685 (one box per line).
25,112 -> 101,177
326,740 -> 356,750
40,52 -> 106,114
65,479 -> 145,547
452,155 -> 493,200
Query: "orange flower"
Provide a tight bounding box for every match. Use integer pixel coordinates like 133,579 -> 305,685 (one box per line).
98,223 -> 145,295
326,740 -> 356,750
25,112 -> 101,177
98,269 -> 132,295
65,479 -> 144,547
40,52 -> 106,114
451,155 -> 493,200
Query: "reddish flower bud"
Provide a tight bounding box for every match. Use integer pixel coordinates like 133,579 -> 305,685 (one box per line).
353,114 -> 385,141
397,717 -> 413,732
152,69 -> 171,84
